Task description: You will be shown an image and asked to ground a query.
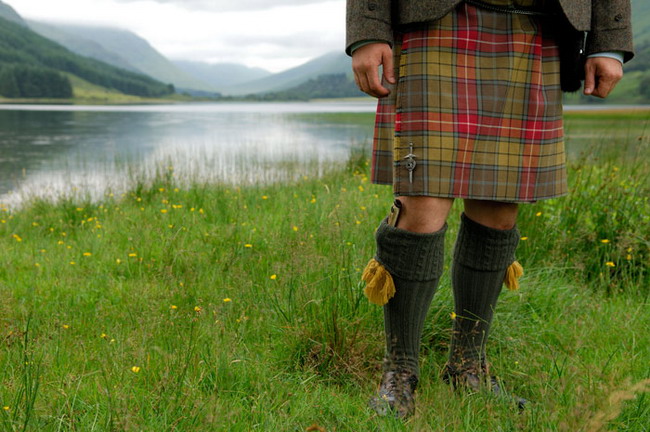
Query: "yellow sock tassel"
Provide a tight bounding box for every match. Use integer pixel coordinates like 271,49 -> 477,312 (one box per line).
361,259 -> 396,306
504,261 -> 524,291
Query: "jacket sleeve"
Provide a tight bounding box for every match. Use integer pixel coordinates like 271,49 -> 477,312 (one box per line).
346,0 -> 394,55
586,0 -> 634,62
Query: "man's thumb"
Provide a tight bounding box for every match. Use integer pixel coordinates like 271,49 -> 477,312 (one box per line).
583,64 -> 595,95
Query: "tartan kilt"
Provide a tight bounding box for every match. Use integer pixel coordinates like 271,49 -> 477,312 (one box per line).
372,2 -> 567,203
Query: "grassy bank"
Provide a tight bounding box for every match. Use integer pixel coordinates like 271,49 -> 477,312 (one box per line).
0,135 -> 648,430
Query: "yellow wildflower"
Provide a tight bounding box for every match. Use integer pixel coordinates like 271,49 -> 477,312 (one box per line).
62,324 -> 70,329
600,239 -> 610,244
170,305 -> 178,310
521,236 -> 529,241
450,312 -> 457,320
244,244 -> 253,248
83,252 -> 92,257
270,274 -> 277,280
160,209 -> 168,214
292,226 -> 299,232
535,212 -> 542,217
223,298 -> 232,303
262,195 -> 268,200
131,366 -> 141,373
194,306 -> 202,312
12,234 -> 22,242
605,262 -> 615,267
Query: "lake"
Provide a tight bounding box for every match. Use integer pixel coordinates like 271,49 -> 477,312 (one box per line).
0,101 -> 377,207
0,101 -> 648,207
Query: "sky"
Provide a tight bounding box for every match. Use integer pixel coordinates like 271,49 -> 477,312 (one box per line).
9,0 -> 346,73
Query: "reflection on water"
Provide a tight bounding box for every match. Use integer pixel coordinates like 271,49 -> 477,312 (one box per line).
0,102 -> 648,208
0,102 -> 376,207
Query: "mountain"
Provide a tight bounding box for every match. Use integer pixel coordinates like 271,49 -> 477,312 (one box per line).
173,60 -> 271,92
250,73 -> 364,101
27,22 -> 215,93
0,0 -> 24,27
224,51 -> 353,96
0,15 -> 173,98
28,21 -> 138,74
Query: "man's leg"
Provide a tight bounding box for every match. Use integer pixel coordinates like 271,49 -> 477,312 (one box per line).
446,200 -> 521,384
368,196 -> 453,418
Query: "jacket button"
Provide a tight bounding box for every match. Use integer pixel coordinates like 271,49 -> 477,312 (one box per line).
368,2 -> 377,11
614,14 -> 623,22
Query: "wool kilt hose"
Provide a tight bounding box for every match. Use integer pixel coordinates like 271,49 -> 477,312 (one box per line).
371,1 -> 567,203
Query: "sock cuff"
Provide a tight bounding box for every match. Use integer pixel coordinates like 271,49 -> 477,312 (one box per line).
375,220 -> 447,282
453,213 -> 519,271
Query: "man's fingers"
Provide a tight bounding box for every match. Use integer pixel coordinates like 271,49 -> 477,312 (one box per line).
367,69 -> 389,97
593,78 -> 615,98
356,71 -> 371,96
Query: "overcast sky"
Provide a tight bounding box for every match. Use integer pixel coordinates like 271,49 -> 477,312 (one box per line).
10,0 -> 346,73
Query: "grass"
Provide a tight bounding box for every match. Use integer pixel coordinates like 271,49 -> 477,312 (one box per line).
0,115 -> 649,431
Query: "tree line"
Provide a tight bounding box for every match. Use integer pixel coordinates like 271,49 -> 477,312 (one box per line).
244,74 -> 364,101
0,64 -> 72,98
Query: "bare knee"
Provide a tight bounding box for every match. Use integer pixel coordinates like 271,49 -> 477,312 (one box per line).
463,199 -> 518,230
395,196 -> 454,233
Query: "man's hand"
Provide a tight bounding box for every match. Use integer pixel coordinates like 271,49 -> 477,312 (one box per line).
352,43 -> 395,98
584,57 -> 624,99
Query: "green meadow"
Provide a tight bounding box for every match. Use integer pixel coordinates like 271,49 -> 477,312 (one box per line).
0,111 -> 648,431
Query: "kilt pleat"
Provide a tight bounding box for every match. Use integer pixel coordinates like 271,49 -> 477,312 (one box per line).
371,1 -> 566,202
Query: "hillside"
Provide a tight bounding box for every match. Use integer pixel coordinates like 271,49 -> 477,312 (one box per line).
248,73 -> 365,101
28,21 -> 138,74
0,0 -> 22,26
631,0 -> 650,44
225,51 -> 353,96
27,22 -> 215,93
0,16 -> 173,98
174,60 -> 271,92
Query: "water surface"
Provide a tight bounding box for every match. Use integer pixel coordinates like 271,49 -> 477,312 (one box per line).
0,101 -> 648,207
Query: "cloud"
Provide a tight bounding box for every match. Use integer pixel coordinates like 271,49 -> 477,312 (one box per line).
112,0 -> 328,12
12,0 -> 345,72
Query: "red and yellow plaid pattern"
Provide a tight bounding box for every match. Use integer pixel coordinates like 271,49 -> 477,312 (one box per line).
372,2 -> 566,202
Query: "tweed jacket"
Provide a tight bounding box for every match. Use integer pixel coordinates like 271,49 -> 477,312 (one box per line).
346,0 -> 634,61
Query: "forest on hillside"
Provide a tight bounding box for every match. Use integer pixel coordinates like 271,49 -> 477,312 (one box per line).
0,16 -> 174,99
